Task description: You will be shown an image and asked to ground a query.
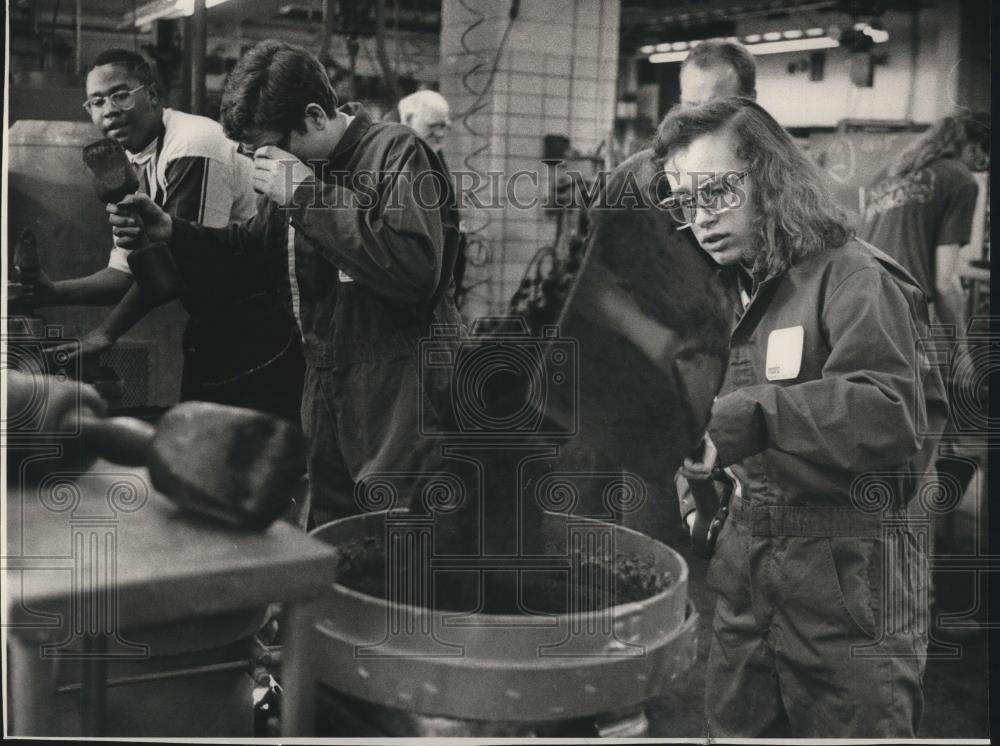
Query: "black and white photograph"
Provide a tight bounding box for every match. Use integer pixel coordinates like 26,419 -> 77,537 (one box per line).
2,0 -> 993,741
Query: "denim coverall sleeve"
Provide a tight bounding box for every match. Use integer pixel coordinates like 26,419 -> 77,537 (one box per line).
284,140 -> 445,304
709,266 -> 926,473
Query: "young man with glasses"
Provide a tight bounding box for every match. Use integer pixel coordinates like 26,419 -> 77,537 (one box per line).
659,98 -> 947,737
24,48 -> 304,424
109,39 -> 463,527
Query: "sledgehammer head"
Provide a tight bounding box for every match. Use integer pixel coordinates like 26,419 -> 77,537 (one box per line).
83,138 -> 140,204
146,402 -> 306,531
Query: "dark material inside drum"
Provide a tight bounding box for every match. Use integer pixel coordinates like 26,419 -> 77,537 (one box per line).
334,537 -> 673,614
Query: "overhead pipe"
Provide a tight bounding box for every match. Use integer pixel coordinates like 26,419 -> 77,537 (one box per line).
374,0 -> 401,106
190,0 -> 206,114
76,0 -> 83,75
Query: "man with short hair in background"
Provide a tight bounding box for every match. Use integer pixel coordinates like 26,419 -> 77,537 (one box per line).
679,39 -> 757,108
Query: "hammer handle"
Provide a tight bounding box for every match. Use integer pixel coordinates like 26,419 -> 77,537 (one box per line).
77,414 -> 156,467
688,477 -> 721,557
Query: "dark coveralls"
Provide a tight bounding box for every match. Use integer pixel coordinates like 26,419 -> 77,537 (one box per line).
702,239 -> 947,738
166,104 -> 462,526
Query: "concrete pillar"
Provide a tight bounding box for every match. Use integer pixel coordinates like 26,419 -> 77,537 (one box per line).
439,0 -> 620,317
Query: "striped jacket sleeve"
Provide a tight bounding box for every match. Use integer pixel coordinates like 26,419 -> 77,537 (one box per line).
160,155 -> 235,228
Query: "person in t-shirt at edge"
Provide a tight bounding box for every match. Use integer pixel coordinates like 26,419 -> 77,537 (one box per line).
860,111 -> 990,520
862,111 -> 989,332
24,49 -> 304,425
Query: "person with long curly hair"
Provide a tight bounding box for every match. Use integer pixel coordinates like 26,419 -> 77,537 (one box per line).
657,98 -> 948,738
862,111 -> 989,332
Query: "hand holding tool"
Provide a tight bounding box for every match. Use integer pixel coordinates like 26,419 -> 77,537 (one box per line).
84,139 -> 186,299
684,439 -> 735,559
82,138 -> 140,204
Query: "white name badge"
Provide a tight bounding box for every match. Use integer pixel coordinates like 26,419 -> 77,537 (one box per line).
338,269 -> 354,283
765,325 -> 804,381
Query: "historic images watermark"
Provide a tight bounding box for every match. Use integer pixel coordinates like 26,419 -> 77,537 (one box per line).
271,161 -> 749,214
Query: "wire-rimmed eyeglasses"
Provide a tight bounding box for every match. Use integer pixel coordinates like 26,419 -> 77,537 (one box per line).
83,84 -> 150,115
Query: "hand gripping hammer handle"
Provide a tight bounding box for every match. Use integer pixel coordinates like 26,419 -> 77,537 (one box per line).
72,411 -> 156,467
687,442 -> 734,559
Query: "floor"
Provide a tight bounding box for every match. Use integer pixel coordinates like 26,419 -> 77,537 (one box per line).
644,532 -> 990,739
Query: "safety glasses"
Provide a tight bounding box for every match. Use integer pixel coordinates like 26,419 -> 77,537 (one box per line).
659,169 -> 749,228
237,133 -> 290,158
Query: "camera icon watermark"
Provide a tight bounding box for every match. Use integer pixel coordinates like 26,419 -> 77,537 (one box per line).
3,318 -> 83,439
418,316 -> 579,438
849,465 -> 996,660
344,461 -> 659,660
915,316 -> 997,443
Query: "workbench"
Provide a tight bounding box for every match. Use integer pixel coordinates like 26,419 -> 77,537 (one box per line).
4,459 -> 339,737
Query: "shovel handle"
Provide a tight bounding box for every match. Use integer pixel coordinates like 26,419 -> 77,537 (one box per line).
77,414 -> 156,467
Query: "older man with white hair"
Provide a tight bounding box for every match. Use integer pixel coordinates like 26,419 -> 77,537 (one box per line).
397,89 -> 451,150
394,89 -> 468,303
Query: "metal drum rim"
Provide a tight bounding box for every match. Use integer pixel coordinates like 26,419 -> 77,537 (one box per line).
311,509 -> 690,622
309,601 -> 699,722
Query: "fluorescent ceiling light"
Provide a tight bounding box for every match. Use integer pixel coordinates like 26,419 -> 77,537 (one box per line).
651,35 -> 839,63
748,36 -> 839,54
123,0 -> 232,27
646,23 -> 888,63
862,25 -> 889,43
649,50 -> 689,63
639,45 -> 656,54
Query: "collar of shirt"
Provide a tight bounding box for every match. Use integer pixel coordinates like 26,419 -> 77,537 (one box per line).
127,132 -> 159,168
127,114 -> 167,164
328,102 -> 373,164
734,265 -> 756,310
127,117 -> 166,196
